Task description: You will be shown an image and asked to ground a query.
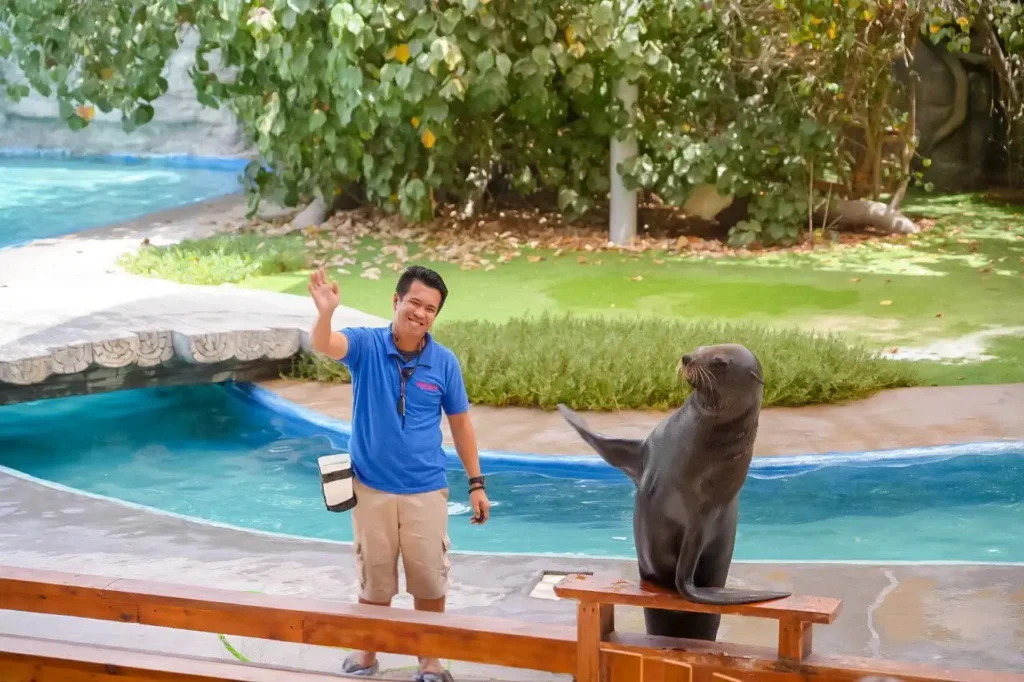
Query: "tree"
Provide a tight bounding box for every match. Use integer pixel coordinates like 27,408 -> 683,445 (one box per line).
3,0 -> 1021,246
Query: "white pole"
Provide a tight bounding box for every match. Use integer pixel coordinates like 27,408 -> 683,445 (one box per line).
609,77 -> 638,246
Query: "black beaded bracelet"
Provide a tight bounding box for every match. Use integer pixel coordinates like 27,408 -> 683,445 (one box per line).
468,484 -> 485,494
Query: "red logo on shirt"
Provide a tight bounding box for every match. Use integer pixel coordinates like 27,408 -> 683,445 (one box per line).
415,380 -> 440,392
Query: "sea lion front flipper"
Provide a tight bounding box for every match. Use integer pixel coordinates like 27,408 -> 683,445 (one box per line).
557,403 -> 644,483
674,528 -> 791,606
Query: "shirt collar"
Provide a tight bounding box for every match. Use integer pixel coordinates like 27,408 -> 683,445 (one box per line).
384,324 -> 434,367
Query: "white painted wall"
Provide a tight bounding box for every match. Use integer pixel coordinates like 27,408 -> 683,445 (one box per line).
0,32 -> 247,157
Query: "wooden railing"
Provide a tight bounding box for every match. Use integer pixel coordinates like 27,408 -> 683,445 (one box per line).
1,565 -> 1022,682
0,565 -> 575,676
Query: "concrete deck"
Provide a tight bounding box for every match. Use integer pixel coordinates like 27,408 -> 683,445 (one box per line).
261,379 -> 1024,457
0,196 -> 386,402
1,470 -> 1021,677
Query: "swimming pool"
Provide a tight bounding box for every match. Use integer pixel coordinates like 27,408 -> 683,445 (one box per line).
0,153 -> 244,249
0,382 -> 1020,563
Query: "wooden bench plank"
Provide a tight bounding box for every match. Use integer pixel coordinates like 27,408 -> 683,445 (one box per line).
604,632 -> 1024,682
0,565 -> 576,675
553,573 -> 841,624
0,633 -> 348,682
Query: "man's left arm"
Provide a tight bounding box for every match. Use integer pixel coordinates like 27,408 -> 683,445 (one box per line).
443,358 -> 490,524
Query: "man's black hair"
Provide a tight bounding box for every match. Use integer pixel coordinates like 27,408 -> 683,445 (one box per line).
396,265 -> 448,312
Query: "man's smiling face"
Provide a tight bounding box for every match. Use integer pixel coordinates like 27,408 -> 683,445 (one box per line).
392,279 -> 441,338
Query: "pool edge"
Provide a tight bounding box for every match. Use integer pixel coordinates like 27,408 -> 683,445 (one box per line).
228,380 -> 1024,472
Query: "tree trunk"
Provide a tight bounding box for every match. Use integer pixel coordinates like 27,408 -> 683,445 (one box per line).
291,196 -> 330,230
817,198 -> 919,234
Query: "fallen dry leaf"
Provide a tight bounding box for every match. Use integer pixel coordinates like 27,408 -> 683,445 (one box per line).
935,312 -> 944,318
880,300 -> 892,306
527,255 -> 543,263
850,277 -> 861,283
630,275 -> 644,282
654,259 -> 665,265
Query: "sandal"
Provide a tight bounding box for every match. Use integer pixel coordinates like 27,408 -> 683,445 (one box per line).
342,653 -> 380,677
414,671 -> 454,682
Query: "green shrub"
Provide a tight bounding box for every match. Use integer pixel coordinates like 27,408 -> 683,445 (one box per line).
118,234 -> 307,286
287,313 -> 920,410
9,0 -> 1021,246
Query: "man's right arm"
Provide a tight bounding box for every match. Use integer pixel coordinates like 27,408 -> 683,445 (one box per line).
307,267 -> 351,361
310,312 -> 349,360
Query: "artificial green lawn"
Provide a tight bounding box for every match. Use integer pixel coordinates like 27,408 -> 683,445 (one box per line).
120,191 -> 1024,390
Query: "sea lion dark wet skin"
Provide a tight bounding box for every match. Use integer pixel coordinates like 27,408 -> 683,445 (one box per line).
558,343 -> 790,641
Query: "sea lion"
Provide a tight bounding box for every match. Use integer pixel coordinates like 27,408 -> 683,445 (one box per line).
557,343 -> 790,641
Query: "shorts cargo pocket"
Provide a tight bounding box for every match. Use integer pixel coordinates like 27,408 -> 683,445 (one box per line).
354,541 -> 366,590
440,534 -> 451,580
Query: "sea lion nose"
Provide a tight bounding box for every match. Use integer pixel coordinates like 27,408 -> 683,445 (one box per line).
682,354 -> 693,366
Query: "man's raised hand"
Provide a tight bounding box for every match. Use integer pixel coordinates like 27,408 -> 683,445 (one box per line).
308,267 -> 340,315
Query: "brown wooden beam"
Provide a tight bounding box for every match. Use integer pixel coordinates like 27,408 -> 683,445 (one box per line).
0,633 -> 348,682
0,565 -> 576,674
554,574 -> 841,625
605,632 -> 1024,682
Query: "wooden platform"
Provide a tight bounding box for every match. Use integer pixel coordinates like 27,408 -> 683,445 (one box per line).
553,572 -> 1024,682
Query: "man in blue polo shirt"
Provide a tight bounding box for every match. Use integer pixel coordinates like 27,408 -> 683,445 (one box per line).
308,264 -> 489,682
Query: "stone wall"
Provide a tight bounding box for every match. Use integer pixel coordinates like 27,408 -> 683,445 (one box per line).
0,32 -> 249,158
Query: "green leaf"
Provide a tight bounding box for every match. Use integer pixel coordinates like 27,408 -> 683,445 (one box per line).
347,13 -> 365,34
404,178 -> 427,200
557,187 -> 579,212
425,98 -> 449,122
531,45 -> 548,66
131,103 -> 155,126
476,50 -> 494,73
58,98 -> 75,120
396,65 -> 413,88
495,53 -> 512,77
282,8 -> 297,30
309,109 -> 327,131
330,3 -> 353,28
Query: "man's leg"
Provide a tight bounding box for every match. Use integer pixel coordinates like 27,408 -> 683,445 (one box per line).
399,486 -> 452,677
346,477 -> 400,673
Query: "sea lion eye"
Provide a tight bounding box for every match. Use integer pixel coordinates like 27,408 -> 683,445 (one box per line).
711,356 -> 729,369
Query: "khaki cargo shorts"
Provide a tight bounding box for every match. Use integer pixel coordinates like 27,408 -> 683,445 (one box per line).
351,476 -> 452,603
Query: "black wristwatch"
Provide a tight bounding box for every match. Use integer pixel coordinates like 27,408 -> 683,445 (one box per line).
468,475 -> 485,493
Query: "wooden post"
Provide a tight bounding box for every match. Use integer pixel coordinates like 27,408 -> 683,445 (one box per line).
778,617 -> 814,661
576,602 -> 614,682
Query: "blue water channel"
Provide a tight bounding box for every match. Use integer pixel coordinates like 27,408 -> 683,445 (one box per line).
1,383 -> 1020,563
0,154 -> 243,248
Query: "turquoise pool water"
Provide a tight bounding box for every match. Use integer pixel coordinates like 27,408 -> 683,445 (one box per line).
0,383 -> 1021,562
0,155 -> 243,249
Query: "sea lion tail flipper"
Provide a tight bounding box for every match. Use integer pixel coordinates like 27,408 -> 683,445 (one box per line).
556,403 -> 644,482
674,530 -> 790,606
679,585 -> 792,605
